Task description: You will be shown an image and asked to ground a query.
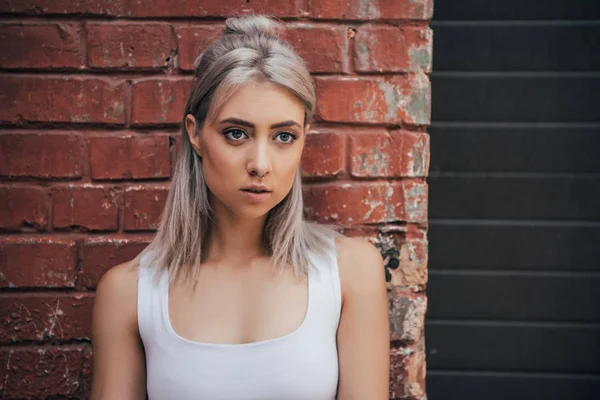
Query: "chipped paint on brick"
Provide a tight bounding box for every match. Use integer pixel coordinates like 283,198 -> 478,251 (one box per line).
376,80 -> 403,123
352,136 -> 390,176
405,70 -> 431,125
404,182 -> 427,223
407,133 -> 429,177
407,28 -> 433,73
354,0 -> 381,19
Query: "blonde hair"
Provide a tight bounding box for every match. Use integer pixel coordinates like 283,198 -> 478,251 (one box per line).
136,15 -> 341,284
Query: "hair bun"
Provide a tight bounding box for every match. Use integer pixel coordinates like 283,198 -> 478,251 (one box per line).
224,15 -> 280,37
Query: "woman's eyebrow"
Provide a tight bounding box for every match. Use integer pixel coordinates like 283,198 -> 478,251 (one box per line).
218,117 -> 301,129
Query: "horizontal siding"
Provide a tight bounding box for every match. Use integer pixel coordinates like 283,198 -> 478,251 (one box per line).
427,371 -> 600,400
429,176 -> 600,220
428,224 -> 600,272
427,273 -> 600,321
429,126 -> 600,173
434,0 -> 600,20
426,321 -> 600,372
431,75 -> 600,122
432,25 -> 600,71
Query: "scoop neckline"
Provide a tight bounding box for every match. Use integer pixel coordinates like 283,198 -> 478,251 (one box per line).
160,266 -> 314,348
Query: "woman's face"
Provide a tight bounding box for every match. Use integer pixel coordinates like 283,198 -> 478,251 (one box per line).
186,80 -> 308,220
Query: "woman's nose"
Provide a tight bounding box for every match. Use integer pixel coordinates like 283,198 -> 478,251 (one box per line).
247,141 -> 272,178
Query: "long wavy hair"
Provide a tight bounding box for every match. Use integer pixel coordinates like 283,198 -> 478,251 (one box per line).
136,15 -> 341,284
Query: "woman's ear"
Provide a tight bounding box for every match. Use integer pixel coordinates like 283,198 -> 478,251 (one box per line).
185,114 -> 202,157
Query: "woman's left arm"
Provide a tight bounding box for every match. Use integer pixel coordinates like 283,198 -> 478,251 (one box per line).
336,237 -> 390,399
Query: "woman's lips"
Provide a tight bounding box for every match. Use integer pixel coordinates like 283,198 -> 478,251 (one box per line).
240,189 -> 271,202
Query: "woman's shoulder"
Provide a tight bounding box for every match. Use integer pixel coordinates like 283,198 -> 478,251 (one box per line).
94,259 -> 141,331
334,235 -> 385,298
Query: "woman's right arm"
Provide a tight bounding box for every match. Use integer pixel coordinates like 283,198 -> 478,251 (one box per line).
90,261 -> 147,400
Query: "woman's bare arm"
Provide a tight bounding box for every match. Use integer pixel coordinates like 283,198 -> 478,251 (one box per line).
336,237 -> 390,399
90,261 -> 146,400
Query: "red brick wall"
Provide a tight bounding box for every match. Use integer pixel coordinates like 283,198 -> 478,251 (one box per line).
0,1 -> 432,398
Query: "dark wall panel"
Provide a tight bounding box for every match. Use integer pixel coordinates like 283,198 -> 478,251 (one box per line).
426,322 -> 600,372
427,372 -> 600,400
429,126 -> 600,173
431,76 -> 600,122
434,0 -> 600,20
432,25 -> 600,71
429,176 -> 600,220
427,273 -> 600,321
428,224 -> 600,272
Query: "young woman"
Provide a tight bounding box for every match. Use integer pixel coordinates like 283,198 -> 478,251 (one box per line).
91,15 -> 389,400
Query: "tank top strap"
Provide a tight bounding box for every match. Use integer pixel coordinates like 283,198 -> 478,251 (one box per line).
305,234 -> 342,332
137,251 -> 169,345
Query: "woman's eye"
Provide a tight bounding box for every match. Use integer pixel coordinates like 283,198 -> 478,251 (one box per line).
223,129 -> 247,141
276,132 -> 297,144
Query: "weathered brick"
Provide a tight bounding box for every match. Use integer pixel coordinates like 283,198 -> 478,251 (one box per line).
388,289 -> 427,343
301,130 -> 345,178
314,73 -> 431,125
0,0 -> 121,15
0,23 -> 83,69
0,133 -> 84,178
0,76 -> 126,124
284,24 -> 349,73
0,238 -> 77,288
310,0 -> 433,20
390,240 -> 428,288
131,78 -> 191,125
389,345 -> 426,399
89,134 -> 170,180
354,26 -> 433,73
124,0 -> 302,17
52,185 -> 119,231
0,294 -> 94,343
175,24 -> 222,71
88,23 -> 172,69
80,237 -> 150,288
303,181 -> 427,225
349,130 -> 430,177
0,345 -> 91,398
0,186 -> 48,231
124,185 -> 169,231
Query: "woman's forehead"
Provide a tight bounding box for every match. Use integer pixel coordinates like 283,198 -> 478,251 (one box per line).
212,81 -> 305,127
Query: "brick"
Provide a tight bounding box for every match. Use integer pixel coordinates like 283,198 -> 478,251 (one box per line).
0,345 -> 91,398
80,237 -> 150,288
303,181 -> 427,225
0,0 -> 121,15
89,134 -> 170,180
52,185 -> 119,231
389,346 -> 426,399
354,26 -> 433,73
0,23 -> 83,69
88,23 -> 172,69
284,24 -> 349,73
0,133 -> 84,178
0,186 -> 48,231
310,0 -> 433,20
0,238 -> 77,288
0,76 -> 126,124
124,185 -> 169,231
388,289 -> 426,343
0,294 -> 94,343
387,240 -> 428,288
314,74 -> 431,125
175,24 -> 222,71
131,78 -> 191,125
349,130 -> 429,177
301,130 -> 345,177
124,0 -> 302,17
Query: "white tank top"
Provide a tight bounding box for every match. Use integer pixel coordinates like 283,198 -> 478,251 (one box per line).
137,237 -> 342,400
